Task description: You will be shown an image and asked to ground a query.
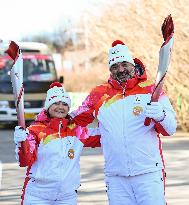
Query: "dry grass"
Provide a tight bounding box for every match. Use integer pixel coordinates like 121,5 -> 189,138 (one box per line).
62,63 -> 109,92
62,0 -> 189,131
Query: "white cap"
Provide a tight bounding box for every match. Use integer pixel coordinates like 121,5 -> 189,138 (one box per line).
108,40 -> 135,68
44,82 -> 71,110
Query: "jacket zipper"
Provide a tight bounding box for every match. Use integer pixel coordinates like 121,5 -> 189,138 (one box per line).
58,120 -> 62,138
58,120 -> 63,194
59,120 -> 68,157
58,120 -> 64,157
122,86 -> 126,97
122,84 -> 131,175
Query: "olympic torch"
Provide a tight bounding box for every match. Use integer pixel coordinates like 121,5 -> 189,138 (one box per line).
144,14 -> 174,126
5,41 -> 27,153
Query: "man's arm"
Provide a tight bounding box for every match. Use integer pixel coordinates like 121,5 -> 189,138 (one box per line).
82,123 -> 101,148
75,120 -> 101,148
71,85 -> 107,126
154,95 -> 177,136
81,135 -> 101,148
144,94 -> 177,136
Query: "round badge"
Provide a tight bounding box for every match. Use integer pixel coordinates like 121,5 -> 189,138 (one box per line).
133,106 -> 143,116
68,148 -> 74,159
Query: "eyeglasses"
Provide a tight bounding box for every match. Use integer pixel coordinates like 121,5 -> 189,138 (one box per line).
110,61 -> 134,72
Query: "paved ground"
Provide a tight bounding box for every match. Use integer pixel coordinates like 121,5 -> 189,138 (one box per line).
0,128 -> 189,205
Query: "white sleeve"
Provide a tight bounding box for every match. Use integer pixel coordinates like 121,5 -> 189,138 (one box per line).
158,95 -> 177,135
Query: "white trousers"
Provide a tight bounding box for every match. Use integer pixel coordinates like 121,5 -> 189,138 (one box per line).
23,190 -> 77,205
105,171 -> 166,205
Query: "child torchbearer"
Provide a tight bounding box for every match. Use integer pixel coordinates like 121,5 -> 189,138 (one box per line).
14,82 -> 100,205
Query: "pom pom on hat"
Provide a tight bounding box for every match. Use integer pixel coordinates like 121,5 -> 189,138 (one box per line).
44,82 -> 71,110
50,81 -> 62,88
108,40 -> 135,68
112,40 -> 125,47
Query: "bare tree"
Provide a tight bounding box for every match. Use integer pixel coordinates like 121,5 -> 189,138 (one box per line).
21,21 -> 75,53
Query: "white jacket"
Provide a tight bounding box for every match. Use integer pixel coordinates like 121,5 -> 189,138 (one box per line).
71,76 -> 177,177
15,112 -> 100,200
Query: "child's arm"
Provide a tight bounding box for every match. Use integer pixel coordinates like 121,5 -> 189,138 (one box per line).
14,126 -> 37,167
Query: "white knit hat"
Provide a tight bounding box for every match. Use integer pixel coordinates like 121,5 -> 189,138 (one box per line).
44,82 -> 71,110
108,40 -> 135,68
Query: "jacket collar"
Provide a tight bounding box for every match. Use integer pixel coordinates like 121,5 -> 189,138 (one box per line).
48,118 -> 69,132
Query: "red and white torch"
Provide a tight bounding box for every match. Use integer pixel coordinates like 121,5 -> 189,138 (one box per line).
144,14 -> 174,126
2,41 -> 27,152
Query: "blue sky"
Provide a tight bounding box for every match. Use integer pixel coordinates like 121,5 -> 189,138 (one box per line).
0,0 -> 109,41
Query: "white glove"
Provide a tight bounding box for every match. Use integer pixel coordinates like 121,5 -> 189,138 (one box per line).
144,102 -> 165,122
14,126 -> 29,144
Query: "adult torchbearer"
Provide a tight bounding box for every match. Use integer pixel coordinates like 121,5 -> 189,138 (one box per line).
5,41 -> 27,153
144,14 -> 174,126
